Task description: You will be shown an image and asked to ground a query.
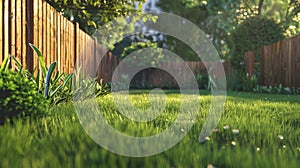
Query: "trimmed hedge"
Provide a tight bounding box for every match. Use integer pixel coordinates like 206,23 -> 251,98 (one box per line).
230,17 -> 285,70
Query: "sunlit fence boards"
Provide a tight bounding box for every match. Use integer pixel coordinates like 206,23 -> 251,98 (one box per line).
245,34 -> 300,87
0,0 -> 111,75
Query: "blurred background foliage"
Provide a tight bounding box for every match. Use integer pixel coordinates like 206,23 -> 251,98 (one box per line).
45,0 -> 300,91
46,0 -> 300,65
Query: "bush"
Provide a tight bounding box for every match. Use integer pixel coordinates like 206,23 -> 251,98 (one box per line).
253,85 -> 300,95
229,16 -> 285,70
228,70 -> 258,91
0,70 -> 48,123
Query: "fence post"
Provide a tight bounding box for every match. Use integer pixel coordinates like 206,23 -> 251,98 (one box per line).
0,1 -> 3,64
73,22 -> 77,72
260,47 -> 264,85
3,0 -> 9,64
26,0 -> 34,72
244,51 -> 254,77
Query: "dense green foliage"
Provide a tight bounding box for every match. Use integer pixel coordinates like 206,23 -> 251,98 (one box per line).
230,17 -> 285,70
227,70 -> 258,91
0,91 -> 299,167
0,70 -> 48,123
254,84 -> 300,95
155,0 -> 300,61
46,0 -> 146,35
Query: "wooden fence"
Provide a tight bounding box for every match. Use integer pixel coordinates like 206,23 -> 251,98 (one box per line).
148,61 -> 231,88
244,34 -> 300,87
97,57 -> 232,88
0,0 -> 232,89
0,0 -> 113,75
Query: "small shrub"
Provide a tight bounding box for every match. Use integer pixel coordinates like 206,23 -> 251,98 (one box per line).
29,44 -> 74,105
0,70 -> 48,123
253,85 -> 300,95
228,70 -> 258,91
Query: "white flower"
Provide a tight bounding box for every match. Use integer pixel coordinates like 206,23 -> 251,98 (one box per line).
207,164 -> 215,168
231,141 -> 236,146
223,125 -> 230,130
232,129 -> 239,134
205,137 -> 211,141
256,147 -> 260,151
277,135 -> 284,140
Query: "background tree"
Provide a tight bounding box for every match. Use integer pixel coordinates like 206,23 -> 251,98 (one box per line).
46,0 -> 160,59
155,0 -> 300,61
46,0 -> 146,35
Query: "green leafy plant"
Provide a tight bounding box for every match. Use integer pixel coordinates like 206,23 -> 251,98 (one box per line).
0,70 -> 48,124
194,69 -> 209,90
73,67 -> 111,101
228,70 -> 258,91
253,85 -> 300,95
29,43 -> 74,105
95,79 -> 111,97
2,44 -> 109,106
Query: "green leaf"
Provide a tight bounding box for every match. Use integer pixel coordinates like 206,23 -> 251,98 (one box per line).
49,74 -> 73,98
29,43 -> 47,77
138,3 -> 143,10
52,71 -> 63,86
142,16 -> 147,23
0,55 -> 11,72
69,73 -> 74,92
11,55 -> 22,69
45,62 -> 57,97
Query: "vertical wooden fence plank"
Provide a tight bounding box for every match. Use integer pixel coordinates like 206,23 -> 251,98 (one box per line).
70,23 -> 74,73
46,4 -> 50,66
287,39 -> 292,87
42,0 -> 47,67
0,0 -> 3,63
291,36 -> 296,86
74,23 -> 78,72
10,0 -> 16,69
33,0 -> 39,73
244,51 -> 254,77
53,7 -> 57,65
15,0 -> 22,65
68,22 -> 71,74
50,7 -> 54,64
56,12 -> 61,72
3,0 -> 9,61
75,22 -> 80,73
61,16 -> 65,73
295,35 -> 300,86
21,0 -> 26,66
65,18 -> 69,73
38,0 -> 43,77
26,0 -> 34,72
38,0 -> 43,55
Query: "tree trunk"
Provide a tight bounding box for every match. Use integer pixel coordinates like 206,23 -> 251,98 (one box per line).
257,0 -> 265,16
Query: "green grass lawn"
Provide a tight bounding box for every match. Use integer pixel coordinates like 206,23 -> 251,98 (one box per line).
0,91 -> 299,167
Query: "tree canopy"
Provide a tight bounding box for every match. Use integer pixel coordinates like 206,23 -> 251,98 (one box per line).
46,0 -> 146,35
154,0 -> 300,62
